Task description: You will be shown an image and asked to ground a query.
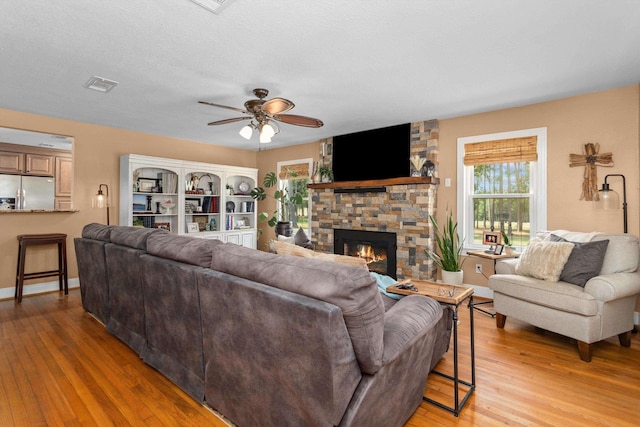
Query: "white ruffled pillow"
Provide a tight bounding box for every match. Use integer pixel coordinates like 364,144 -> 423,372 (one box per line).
515,241 -> 575,282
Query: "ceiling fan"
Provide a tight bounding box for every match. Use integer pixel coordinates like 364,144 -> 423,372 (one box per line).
198,88 -> 324,143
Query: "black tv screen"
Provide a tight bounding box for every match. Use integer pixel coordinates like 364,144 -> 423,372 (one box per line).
332,123 -> 411,182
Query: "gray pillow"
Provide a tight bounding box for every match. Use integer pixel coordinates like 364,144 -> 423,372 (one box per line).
294,227 -> 313,249
549,234 -> 609,287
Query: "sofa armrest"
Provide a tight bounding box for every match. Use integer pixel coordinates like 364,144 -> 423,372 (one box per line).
495,258 -> 519,275
382,295 -> 443,364
583,271 -> 640,302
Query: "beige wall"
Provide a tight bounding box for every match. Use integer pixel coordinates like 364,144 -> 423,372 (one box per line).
436,84 -> 640,313
0,108 -> 257,293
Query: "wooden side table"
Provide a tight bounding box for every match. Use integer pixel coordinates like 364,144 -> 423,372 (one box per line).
466,250 -> 520,317
386,279 -> 475,417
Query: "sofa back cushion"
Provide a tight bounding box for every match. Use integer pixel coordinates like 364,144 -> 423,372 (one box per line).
110,226 -> 160,250
592,234 -> 639,274
82,223 -> 114,242
539,230 -> 639,275
147,233 -> 222,267
210,243 -> 385,374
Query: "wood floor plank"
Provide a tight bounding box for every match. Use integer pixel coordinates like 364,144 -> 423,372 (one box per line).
1,290 -> 638,426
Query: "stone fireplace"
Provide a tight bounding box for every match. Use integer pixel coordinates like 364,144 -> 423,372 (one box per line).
309,120 -> 439,281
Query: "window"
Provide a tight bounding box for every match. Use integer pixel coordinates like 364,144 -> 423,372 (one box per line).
457,128 -> 547,250
276,159 -> 313,233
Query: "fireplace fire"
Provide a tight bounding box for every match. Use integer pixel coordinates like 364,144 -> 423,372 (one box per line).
334,229 -> 397,278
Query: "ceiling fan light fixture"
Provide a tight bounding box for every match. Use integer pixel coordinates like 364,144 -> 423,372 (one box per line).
239,124 -> 253,140
260,122 -> 276,139
259,133 -> 272,144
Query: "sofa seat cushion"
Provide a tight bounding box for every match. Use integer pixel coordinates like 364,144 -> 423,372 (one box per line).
210,242 -> 385,374
489,274 -> 598,316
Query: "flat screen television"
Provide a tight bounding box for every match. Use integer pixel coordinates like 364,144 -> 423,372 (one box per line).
332,123 -> 411,182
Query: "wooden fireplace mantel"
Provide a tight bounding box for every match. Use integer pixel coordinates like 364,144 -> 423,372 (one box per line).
308,176 -> 439,190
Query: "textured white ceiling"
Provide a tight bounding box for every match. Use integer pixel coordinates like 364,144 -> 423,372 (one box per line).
1,0 -> 639,151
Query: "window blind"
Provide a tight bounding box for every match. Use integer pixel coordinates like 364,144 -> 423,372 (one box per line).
463,136 -> 538,166
279,163 -> 310,179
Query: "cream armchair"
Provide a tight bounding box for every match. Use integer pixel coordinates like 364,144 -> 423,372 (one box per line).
489,230 -> 640,362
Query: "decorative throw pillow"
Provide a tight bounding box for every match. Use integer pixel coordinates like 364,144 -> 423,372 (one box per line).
277,234 -> 295,244
273,240 -> 315,258
515,241 -> 575,282
294,227 -> 313,249
549,234 -> 609,287
314,253 -> 369,269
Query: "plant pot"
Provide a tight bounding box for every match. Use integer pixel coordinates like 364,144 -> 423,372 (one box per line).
505,246 -> 515,255
441,270 -> 464,285
275,221 -> 293,237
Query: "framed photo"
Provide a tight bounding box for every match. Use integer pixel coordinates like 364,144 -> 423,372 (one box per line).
138,178 -> 157,193
482,231 -> 501,246
185,197 -> 201,213
494,244 -> 505,255
187,222 -> 200,233
154,222 -> 170,231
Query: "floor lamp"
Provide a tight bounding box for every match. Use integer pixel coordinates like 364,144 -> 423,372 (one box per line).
92,184 -> 110,225
595,174 -> 627,233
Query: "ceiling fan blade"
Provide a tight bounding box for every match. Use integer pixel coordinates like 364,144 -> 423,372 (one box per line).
198,101 -> 249,115
262,97 -> 295,115
207,117 -> 252,126
274,114 -> 324,128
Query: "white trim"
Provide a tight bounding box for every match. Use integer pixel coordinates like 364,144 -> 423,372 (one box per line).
276,158 -> 313,236
0,278 -> 79,300
457,127 -> 547,250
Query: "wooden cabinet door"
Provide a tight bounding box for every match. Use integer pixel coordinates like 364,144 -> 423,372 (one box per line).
25,153 -> 54,176
55,156 -> 72,197
0,151 -> 24,174
55,197 -> 72,210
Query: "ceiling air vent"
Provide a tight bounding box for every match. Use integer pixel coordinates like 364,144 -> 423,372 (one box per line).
84,76 -> 119,93
189,0 -> 236,14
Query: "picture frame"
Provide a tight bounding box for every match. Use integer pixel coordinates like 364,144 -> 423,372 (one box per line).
482,231 -> 501,246
138,178 -> 157,193
187,222 -> 200,233
154,222 -> 170,231
185,197 -> 201,214
494,244 -> 505,255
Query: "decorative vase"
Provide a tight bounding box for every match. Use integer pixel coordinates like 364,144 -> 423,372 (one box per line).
441,270 -> 464,285
505,246 -> 515,255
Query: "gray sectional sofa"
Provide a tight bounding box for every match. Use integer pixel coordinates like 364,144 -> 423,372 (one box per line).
74,224 -> 452,427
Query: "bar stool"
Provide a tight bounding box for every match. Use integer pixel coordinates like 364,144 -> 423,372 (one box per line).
15,233 -> 68,303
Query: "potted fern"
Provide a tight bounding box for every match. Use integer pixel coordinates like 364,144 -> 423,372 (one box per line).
425,210 -> 466,285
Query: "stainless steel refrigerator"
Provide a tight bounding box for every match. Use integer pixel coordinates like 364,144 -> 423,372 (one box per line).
0,174 -> 55,210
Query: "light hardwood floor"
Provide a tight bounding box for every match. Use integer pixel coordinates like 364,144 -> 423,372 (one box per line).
1,290 -> 638,426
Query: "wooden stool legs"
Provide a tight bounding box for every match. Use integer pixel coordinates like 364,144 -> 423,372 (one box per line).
15,233 -> 69,303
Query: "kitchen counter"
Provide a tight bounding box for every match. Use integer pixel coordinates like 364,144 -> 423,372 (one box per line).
0,209 -> 79,213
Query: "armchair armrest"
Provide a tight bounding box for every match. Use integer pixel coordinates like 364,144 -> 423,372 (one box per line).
583,271 -> 640,302
495,258 -> 519,274
382,295 -> 442,364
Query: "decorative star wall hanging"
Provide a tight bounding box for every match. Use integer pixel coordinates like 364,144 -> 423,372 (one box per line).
569,143 -> 613,201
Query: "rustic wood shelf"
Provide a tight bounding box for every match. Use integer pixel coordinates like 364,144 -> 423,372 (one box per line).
307,176 -> 439,190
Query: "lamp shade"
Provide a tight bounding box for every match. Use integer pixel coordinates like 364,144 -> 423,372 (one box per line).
92,184 -> 110,225
594,183 -> 619,210
239,124 -> 253,140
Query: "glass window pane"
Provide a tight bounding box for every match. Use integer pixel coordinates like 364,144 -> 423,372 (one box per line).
472,197 -> 530,247
473,162 -> 530,195
282,178 -> 310,229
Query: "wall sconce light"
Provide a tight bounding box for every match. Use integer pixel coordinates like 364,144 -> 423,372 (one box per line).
594,174 -> 627,233
92,184 -> 110,225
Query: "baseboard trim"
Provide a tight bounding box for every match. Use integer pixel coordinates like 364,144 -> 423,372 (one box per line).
0,278 -> 79,301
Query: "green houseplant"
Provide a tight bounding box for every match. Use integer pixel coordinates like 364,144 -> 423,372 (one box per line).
250,171 -> 303,235
501,230 -> 515,254
425,210 -> 465,284
318,165 -> 333,183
